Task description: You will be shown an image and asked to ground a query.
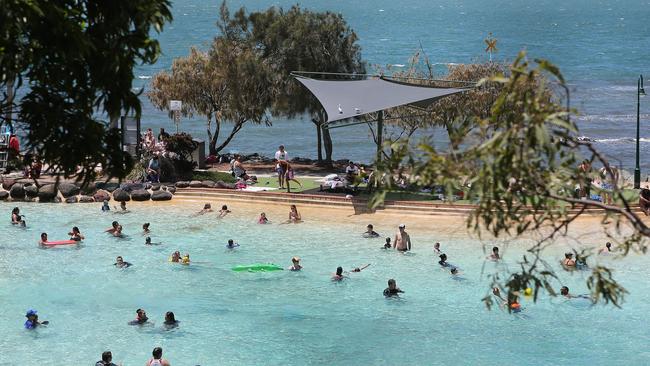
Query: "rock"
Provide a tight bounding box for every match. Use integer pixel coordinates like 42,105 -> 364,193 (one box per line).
166,186 -> 176,194
112,188 -> 131,202
78,195 -> 95,203
104,182 -> 120,192
1,178 -> 16,190
119,182 -> 143,193
24,185 -> 39,198
215,180 -> 235,189
93,190 -> 111,202
0,191 -> 8,200
202,180 -> 216,188
151,190 -> 173,201
10,183 -> 25,199
151,184 -> 161,191
143,183 -> 153,190
59,183 -> 80,198
130,189 -> 151,201
81,182 -> 97,195
189,180 -> 203,188
38,184 -> 58,202
65,196 -> 78,203
53,196 -> 62,203
175,181 -> 189,188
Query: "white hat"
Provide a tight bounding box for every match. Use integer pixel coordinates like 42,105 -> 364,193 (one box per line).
399,224 -> 406,228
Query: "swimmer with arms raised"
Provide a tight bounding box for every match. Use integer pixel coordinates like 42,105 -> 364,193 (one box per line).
393,224 -> 412,252
383,279 -> 404,297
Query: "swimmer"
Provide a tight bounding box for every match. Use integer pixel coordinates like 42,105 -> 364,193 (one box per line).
218,205 -> 231,218
145,237 -> 161,245
492,287 -> 507,305
96,350 -> 118,366
560,286 -> 590,299
163,311 -> 179,329
38,232 -> 48,245
393,224 -> 412,252
112,225 -> 123,237
101,200 -> 110,212
562,252 -> 576,267
258,212 -> 269,224
11,207 -> 22,224
363,224 -> 380,238
181,253 -> 190,265
438,253 -> 449,267
169,251 -> 181,263
288,204 -> 301,223
450,267 -> 460,276
105,221 -> 119,234
146,347 -> 170,366
68,226 -> 85,241
332,266 -> 345,281
142,223 -> 151,235
226,239 -> 240,249
24,309 -> 48,329
489,246 -> 500,261
289,256 -> 302,271
196,203 -> 213,215
599,242 -> 613,254
383,279 -> 404,297
350,264 -> 371,272
128,308 -> 148,325
114,256 -> 132,268
433,242 -> 442,254
383,237 -> 392,249
509,297 -> 522,313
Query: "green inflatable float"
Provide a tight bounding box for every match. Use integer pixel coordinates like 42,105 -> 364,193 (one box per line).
232,263 -> 284,272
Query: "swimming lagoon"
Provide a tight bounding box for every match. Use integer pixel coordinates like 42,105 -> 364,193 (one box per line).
1,201 -> 649,365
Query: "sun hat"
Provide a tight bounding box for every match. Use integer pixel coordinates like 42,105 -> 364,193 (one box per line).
25,309 -> 37,317
399,224 -> 406,228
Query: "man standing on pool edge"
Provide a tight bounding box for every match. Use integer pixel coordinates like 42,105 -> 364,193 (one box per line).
394,224 -> 412,252
275,145 -> 289,189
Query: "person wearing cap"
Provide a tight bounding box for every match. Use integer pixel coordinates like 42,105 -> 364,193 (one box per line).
24,309 -> 48,329
562,252 -> 576,267
96,351 -> 120,366
393,224 -> 412,252
289,257 -> 302,271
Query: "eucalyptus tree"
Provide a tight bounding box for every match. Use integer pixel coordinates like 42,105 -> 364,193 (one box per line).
0,0 -> 172,183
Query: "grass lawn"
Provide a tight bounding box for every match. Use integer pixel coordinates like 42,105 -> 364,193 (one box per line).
254,176 -> 321,193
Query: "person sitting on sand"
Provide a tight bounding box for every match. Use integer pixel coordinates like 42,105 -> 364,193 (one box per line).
142,223 -> 151,235
489,246 -> 500,261
383,279 -> 403,297
332,266 -> 345,281
289,257 -> 302,271
289,205 -> 301,223
163,311 -> 179,330
350,264 -> 370,273
394,224 -> 412,252
105,221 -> 119,234
383,237 -> 391,249
363,224 -> 379,238
114,256 -> 132,268
197,203 -> 213,215
169,251 -> 181,263
433,242 -> 442,254
258,212 -> 269,224
101,200 -> 110,212
226,239 -> 240,249
68,226 -> 85,241
599,242 -> 613,254
218,205 -> 231,218
439,253 -> 449,267
562,252 -> 576,267
11,207 -> 22,225
128,309 -> 148,325
24,309 -> 48,329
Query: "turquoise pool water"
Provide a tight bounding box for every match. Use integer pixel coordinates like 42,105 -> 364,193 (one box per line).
1,201 -> 649,365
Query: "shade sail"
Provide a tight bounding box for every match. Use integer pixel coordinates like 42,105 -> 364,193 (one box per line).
295,76 -> 468,123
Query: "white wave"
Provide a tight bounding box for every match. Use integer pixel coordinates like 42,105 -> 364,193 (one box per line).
379,38 -> 389,41
379,9 -> 385,12
138,75 -> 152,79
579,136 -> 650,143
391,64 -> 405,67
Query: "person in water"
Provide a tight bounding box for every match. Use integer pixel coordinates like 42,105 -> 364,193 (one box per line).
145,237 -> 161,245
489,246 -> 500,261
226,239 -> 240,249
433,242 -> 442,254
163,311 -> 179,329
562,252 -> 576,267
196,203 -> 213,215
105,221 -> 119,234
11,207 -> 22,224
218,205 -> 231,218
142,223 -> 151,234
289,257 -> 302,271
119,201 -> 127,211
169,251 -> 181,263
145,347 -> 170,366
113,225 -> 123,237
383,237 -> 392,249
24,309 -> 48,329
258,212 -> 269,224
101,200 -> 110,212
351,264 -> 371,273
560,286 -> 590,299
289,205 -> 301,223
181,253 -> 190,265
128,309 -> 148,325
383,279 -> 404,297
96,351 -> 119,366
438,253 -> 449,267
393,224 -> 412,252
114,256 -> 132,268
363,224 -> 380,238
332,266 -> 345,281
599,242 -> 613,254
39,232 -> 48,245
68,226 -> 85,241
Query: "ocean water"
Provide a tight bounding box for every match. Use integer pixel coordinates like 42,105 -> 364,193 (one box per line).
131,0 -> 650,169
1,201 -> 649,365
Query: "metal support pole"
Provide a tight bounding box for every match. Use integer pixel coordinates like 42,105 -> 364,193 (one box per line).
635,76 -> 642,189
376,110 -> 384,163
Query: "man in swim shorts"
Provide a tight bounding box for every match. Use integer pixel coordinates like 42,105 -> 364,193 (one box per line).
128,309 -> 148,325
96,351 -> 119,366
383,279 -> 403,297
394,224 -> 412,252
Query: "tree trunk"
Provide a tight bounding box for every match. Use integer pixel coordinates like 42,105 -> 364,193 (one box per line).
311,118 -> 323,162
207,113 -> 220,156
215,120 -> 246,153
322,126 -> 333,166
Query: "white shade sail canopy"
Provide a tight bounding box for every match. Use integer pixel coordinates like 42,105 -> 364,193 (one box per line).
295,76 -> 468,123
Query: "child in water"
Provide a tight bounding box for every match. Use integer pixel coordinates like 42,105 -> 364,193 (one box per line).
258,212 -> 269,224
383,237 -> 392,249
218,205 -> 231,218
101,200 -> 110,212
24,309 -> 48,329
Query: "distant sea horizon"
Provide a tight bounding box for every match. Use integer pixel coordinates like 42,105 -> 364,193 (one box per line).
133,0 -> 650,171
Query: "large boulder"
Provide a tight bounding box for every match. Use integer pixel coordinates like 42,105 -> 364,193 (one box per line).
119,182 -> 144,193
189,180 -> 203,188
104,182 -> 120,192
0,191 -> 8,200
1,178 -> 16,190
202,180 -> 216,188
175,181 -> 189,188
151,183 -> 161,191
112,188 -> 131,202
59,183 -> 80,198
151,190 -> 173,201
10,184 -> 25,200
215,180 -> 235,189
166,186 -> 176,194
38,184 -> 58,202
93,189 -> 111,202
78,195 -> 95,203
131,189 -> 151,201
24,185 -> 39,198
80,182 -> 97,195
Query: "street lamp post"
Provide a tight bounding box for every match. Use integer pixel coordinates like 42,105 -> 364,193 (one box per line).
635,75 -> 646,189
